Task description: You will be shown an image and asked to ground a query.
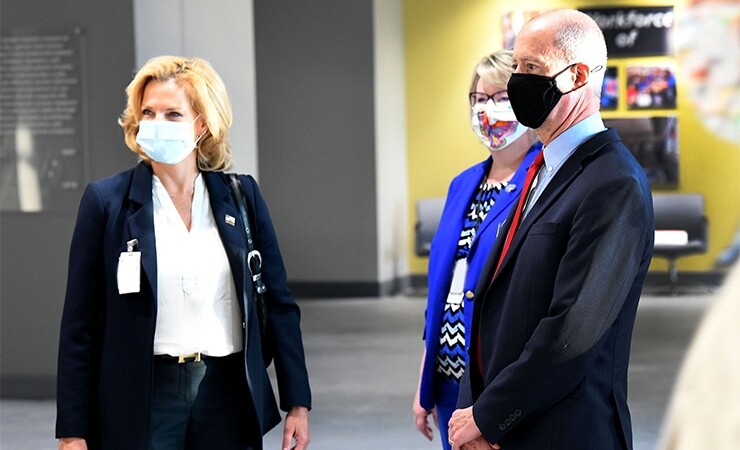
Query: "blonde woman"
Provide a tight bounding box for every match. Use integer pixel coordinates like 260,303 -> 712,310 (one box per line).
56,56 -> 311,450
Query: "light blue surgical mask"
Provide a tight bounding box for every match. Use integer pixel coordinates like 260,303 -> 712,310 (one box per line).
136,116 -> 202,164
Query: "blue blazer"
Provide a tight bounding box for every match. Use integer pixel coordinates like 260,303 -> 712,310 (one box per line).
419,143 -> 541,410
459,129 -> 654,449
56,163 -> 311,450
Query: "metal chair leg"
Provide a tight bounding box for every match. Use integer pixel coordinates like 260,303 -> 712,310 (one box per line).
668,259 -> 678,296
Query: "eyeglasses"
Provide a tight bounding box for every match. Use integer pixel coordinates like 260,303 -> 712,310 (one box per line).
469,90 -> 510,108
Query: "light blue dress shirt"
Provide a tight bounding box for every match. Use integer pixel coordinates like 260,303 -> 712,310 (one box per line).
523,113 -> 607,217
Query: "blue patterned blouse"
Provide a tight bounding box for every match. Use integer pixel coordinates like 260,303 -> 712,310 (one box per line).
436,179 -> 508,382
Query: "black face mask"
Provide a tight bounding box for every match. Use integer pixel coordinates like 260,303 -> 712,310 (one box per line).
507,64 -> 580,129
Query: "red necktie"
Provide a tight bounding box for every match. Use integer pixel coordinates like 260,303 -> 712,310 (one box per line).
493,151 -> 545,277
475,151 -> 545,379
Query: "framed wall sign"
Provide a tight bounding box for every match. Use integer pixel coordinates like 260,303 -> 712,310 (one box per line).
580,6 -> 674,57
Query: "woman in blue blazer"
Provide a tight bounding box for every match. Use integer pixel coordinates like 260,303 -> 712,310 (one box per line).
56,56 -> 311,450
413,50 -> 541,450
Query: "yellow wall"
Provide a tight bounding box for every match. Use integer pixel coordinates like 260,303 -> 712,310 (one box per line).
405,0 -> 740,275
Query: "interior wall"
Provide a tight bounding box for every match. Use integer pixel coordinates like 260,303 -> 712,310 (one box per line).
0,0 -> 137,397
373,0 -> 410,294
253,0 -> 381,296
404,0 -> 740,276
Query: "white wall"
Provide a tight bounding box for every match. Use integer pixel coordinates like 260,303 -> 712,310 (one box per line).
373,0 -> 410,291
133,0 -> 258,177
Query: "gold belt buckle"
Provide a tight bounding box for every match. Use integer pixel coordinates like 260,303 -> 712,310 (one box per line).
177,352 -> 202,363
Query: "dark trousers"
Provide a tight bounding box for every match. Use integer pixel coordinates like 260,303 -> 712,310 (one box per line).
434,376 -> 460,450
149,352 -> 259,450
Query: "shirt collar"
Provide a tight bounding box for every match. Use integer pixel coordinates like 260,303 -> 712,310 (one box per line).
542,113 -> 606,170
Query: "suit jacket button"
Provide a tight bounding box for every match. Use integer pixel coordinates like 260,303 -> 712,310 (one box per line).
514,409 -> 522,417
509,413 -> 516,421
504,418 -> 512,426
465,291 -> 474,299
498,423 -> 506,431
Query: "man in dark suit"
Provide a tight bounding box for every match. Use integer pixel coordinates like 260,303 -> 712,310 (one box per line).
448,9 -> 654,450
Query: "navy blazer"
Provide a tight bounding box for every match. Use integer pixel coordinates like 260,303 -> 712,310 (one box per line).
459,129 -> 654,450
419,143 -> 541,410
56,163 -> 311,450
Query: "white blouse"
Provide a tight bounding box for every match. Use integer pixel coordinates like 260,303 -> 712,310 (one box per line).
151,173 -> 243,357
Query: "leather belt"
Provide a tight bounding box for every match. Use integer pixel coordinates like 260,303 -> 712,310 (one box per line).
154,352 -> 207,364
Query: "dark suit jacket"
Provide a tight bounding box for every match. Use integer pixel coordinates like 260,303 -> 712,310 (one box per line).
458,129 -> 654,450
56,162 -> 311,450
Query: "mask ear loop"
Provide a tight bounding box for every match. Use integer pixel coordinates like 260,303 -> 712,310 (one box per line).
192,114 -> 206,147
561,63 -> 593,95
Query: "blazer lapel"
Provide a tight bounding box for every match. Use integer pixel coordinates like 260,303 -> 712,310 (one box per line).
475,204 -> 514,295
470,192 -> 515,256
469,145 -> 541,257
203,172 -> 248,316
126,163 -> 158,297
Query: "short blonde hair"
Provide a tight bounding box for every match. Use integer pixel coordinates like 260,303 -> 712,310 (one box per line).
119,56 -> 233,171
470,49 -> 515,92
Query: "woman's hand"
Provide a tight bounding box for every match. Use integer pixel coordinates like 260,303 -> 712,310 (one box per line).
58,437 -> 87,450
413,387 -> 438,441
413,348 -> 438,441
282,405 -> 310,450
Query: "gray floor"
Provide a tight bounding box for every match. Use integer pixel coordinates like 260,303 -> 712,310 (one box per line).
0,292 -> 713,450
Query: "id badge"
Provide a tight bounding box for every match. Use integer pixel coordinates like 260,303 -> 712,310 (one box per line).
445,259 -> 468,305
117,251 -> 141,294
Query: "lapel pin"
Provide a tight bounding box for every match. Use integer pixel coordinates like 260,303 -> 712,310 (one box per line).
505,183 -> 517,192
225,214 -> 236,226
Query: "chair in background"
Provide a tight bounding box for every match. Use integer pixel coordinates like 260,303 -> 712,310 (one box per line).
414,197 -> 446,257
652,193 -> 709,295
714,227 -> 740,268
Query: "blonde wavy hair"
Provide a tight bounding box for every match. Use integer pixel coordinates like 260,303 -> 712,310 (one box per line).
119,56 -> 233,171
469,49 -> 515,92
